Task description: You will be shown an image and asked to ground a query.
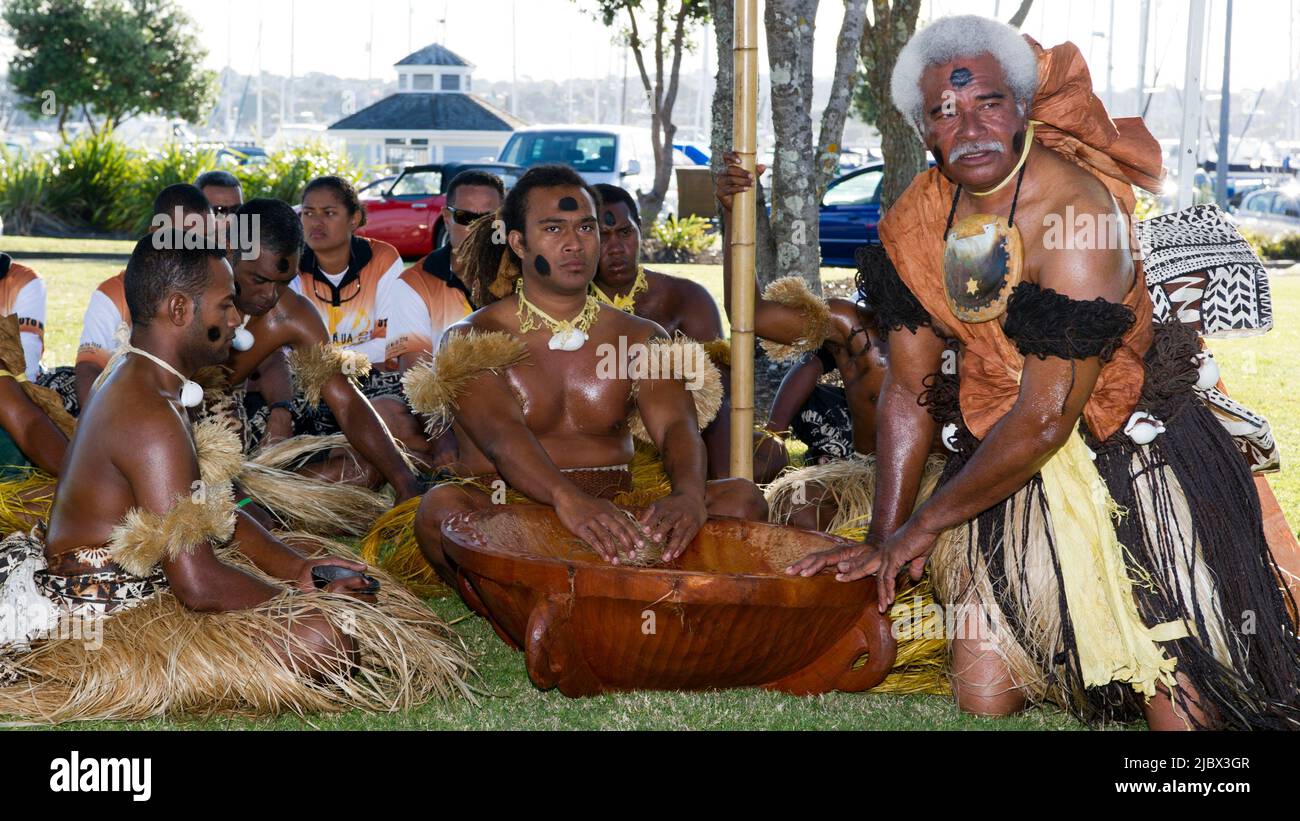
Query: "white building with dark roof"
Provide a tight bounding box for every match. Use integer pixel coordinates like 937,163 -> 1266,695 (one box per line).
329,43 -> 523,170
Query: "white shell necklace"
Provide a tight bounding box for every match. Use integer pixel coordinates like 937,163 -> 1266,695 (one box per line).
515,283 -> 602,352
125,345 -> 204,408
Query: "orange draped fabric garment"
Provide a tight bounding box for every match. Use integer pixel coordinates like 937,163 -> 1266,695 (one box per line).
879,38 -> 1164,443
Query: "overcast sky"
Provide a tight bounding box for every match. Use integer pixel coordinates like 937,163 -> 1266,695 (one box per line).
179,0 -> 1297,100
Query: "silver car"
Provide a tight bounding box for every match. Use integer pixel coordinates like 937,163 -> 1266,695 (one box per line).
1232,186 -> 1300,237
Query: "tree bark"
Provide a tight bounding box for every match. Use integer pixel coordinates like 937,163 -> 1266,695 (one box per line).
861,0 -> 925,212
708,0 -> 734,181
711,0 -> 776,286
765,0 -> 821,292
757,0 -> 870,291
626,1 -> 690,229
815,0 -> 870,196
1007,0 -> 1034,28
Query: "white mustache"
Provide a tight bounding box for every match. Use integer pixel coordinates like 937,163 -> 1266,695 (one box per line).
948,141 -> 1006,164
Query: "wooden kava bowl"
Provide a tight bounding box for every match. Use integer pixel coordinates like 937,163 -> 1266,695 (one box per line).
441,505 -> 897,697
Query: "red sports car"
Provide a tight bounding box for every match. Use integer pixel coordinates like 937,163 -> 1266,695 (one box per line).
357,161 -> 522,258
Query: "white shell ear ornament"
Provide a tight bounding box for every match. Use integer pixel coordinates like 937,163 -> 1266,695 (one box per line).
1193,351 -> 1219,392
1124,411 -> 1166,446
940,422 -> 960,453
232,316 -> 255,352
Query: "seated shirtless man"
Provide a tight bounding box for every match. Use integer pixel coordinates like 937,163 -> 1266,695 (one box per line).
220,198 -> 422,501
592,183 -> 785,481
413,164 -> 766,584
44,237 -> 373,657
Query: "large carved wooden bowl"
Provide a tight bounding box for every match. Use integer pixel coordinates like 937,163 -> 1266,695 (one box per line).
441,505 -> 896,697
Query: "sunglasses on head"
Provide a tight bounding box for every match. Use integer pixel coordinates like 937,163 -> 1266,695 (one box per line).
446,206 -> 488,227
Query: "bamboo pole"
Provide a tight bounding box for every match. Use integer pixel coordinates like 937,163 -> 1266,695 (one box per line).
729,0 -> 759,480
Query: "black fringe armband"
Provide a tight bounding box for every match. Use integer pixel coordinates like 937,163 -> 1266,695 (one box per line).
854,244 -> 931,335
1003,282 -> 1135,362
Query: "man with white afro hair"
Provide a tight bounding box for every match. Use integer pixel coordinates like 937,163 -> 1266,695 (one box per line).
790,16 -> 1300,731
890,15 -> 1039,136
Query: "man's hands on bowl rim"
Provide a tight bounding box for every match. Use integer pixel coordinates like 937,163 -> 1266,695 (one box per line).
554,485 -> 649,565
785,520 -> 941,612
637,492 -> 707,562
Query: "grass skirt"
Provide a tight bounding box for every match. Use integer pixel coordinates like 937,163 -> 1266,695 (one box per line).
0,531 -> 475,724
926,325 -> 1300,728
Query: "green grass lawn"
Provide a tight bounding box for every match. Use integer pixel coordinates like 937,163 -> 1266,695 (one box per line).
7,257 -> 1297,731
2,236 -> 135,255
36,259 -> 123,369
1205,275 -> 1300,521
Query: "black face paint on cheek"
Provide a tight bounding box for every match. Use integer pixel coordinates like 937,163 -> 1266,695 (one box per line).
949,67 -> 973,88
1012,130 -> 1025,155
557,196 -> 579,211
603,210 -> 616,226
207,326 -> 221,342
930,145 -> 944,169
534,254 -> 551,276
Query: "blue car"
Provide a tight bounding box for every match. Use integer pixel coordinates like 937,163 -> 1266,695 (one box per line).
819,161 -> 934,267
819,163 -> 885,267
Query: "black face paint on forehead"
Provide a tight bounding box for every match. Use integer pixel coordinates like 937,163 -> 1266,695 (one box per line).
1012,130 -> 1025,155
207,326 -> 222,342
603,210 -> 617,226
557,196 -> 579,211
534,254 -> 552,276
949,67 -> 973,88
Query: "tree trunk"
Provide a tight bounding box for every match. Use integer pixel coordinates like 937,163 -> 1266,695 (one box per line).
627,0 -> 690,230
764,0 -> 822,292
1007,0 -> 1034,28
861,0 -> 925,212
815,0 -> 869,196
708,0 -> 734,181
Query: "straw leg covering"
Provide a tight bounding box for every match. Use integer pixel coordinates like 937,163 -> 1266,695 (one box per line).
0,471 -> 56,536
0,531 -> 475,723
929,429 -> 1300,728
764,453 -> 946,537
241,434 -> 391,537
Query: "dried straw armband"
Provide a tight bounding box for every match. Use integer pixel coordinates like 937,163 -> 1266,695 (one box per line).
403,330 -> 530,435
108,486 -> 237,578
107,418 -> 243,577
757,277 -> 833,363
627,336 -> 724,443
289,343 -> 373,406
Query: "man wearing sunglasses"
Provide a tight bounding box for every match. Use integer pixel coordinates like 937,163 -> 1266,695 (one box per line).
376,171 -> 506,469
383,170 -> 505,371
195,170 -> 243,234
